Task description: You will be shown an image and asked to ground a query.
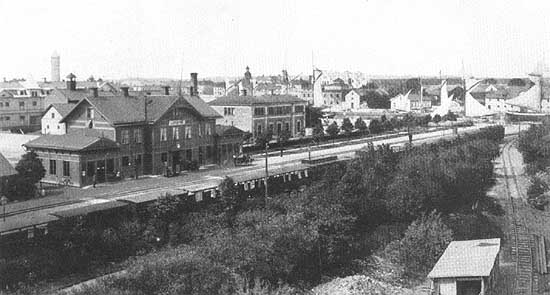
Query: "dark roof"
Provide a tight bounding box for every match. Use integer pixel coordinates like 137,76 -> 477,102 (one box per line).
62,94 -> 220,125
48,103 -> 78,117
184,95 -> 222,118
209,95 -> 305,106
0,152 -> 17,177
50,89 -> 91,103
215,125 -> 246,136
24,134 -> 119,151
51,200 -> 127,218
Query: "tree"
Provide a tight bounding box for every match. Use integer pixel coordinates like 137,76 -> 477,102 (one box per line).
255,131 -> 273,148
218,177 -> 245,226
306,106 -> 323,128
312,124 -> 325,143
278,129 -> 291,146
405,78 -> 421,93
326,121 -> 339,138
354,117 -> 368,133
485,78 -> 497,85
369,119 -> 382,134
432,114 -> 441,123
15,151 -> 45,184
7,151 -> 45,200
442,111 -> 457,122
386,211 -> 452,275
340,118 -> 353,135
508,78 -> 526,87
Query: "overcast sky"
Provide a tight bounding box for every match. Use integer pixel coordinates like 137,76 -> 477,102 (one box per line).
1,0 -> 550,80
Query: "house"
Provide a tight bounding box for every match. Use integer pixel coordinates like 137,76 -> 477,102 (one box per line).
409,93 -> 432,111
209,95 -> 307,138
24,78 -> 241,187
41,103 -> 78,134
344,89 -> 364,110
428,238 -> 500,295
0,152 -> 17,194
390,92 -> 411,112
0,88 -> 44,132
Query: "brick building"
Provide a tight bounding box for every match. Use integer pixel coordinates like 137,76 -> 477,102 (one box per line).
24,83 -> 243,187
209,95 -> 307,139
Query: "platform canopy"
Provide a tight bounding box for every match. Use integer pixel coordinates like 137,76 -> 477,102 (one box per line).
428,238 -> 501,279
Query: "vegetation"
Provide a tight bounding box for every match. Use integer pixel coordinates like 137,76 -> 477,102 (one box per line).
3,126 -> 506,294
517,121 -> 550,209
325,121 -> 339,138
4,151 -> 45,201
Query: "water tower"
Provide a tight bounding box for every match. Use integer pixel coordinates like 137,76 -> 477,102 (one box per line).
51,51 -> 60,82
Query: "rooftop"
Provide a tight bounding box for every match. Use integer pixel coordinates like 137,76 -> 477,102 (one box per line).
61,94 -> 221,125
24,134 -> 119,152
0,152 -> 17,178
209,95 -> 305,106
427,238 -> 500,279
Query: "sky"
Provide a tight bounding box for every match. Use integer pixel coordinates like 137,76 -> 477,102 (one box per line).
1,0 -> 550,80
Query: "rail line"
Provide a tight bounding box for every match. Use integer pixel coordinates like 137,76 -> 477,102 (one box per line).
501,138 -> 534,295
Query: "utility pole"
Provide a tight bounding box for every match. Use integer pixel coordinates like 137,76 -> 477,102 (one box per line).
264,142 -> 269,204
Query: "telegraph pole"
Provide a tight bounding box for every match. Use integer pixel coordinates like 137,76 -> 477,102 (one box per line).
264,142 -> 269,203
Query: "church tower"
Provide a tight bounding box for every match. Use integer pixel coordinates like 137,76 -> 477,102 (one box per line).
51,51 -> 60,82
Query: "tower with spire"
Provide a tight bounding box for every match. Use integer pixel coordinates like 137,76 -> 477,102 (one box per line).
51,51 -> 60,82
241,66 -> 253,96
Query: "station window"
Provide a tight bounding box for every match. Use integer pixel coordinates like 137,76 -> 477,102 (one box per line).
134,128 -> 142,143
121,129 -> 130,144
49,160 -> 56,175
185,126 -> 192,138
160,127 -> 167,141
172,127 -> 179,140
63,161 -> 70,177
122,156 -> 130,166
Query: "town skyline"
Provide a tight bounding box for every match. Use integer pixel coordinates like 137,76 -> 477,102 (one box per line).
2,0 -> 550,80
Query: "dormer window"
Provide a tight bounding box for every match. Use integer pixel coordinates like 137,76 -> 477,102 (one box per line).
86,108 -> 94,119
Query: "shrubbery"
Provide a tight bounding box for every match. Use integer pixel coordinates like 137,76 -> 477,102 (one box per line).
4,125 -> 506,293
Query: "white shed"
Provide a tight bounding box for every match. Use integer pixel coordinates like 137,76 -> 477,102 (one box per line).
428,238 -> 501,295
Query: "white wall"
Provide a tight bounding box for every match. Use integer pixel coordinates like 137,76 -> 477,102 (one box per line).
438,279 -> 456,295
41,108 -> 66,135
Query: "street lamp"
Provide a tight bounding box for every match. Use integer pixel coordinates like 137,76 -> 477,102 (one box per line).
1,196 -> 8,222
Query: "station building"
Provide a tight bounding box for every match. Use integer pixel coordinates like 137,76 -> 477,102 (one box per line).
209,95 -> 307,139
24,83 -> 244,187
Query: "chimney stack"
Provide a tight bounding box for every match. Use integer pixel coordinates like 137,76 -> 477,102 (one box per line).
66,73 -> 77,91
190,73 -> 198,96
162,86 -> 170,95
89,87 -> 98,98
120,86 -> 130,97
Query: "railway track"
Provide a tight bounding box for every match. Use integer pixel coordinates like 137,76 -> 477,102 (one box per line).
502,139 -> 534,295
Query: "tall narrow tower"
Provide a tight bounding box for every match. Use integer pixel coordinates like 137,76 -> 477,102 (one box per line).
51,51 -> 60,82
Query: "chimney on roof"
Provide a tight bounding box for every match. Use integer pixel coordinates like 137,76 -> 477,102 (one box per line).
66,73 -> 76,91
89,87 -> 98,98
190,73 -> 198,96
162,86 -> 170,95
120,86 -> 129,97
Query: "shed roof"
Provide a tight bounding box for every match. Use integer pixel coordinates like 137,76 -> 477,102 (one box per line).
24,134 -> 119,152
427,238 -> 500,279
0,152 -> 17,178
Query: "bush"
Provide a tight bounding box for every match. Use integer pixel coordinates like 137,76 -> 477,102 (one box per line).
326,122 -> 339,138
386,211 -> 452,275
